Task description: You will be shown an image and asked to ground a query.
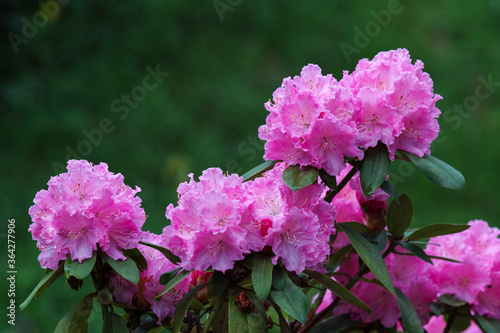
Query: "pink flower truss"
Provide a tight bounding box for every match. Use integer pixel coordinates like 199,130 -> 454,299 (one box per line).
258,64 -> 362,177
163,168 -> 249,272
110,232 -> 189,324
28,159 -> 145,270
243,162 -> 336,273
425,220 -> 500,317
342,48 -> 442,158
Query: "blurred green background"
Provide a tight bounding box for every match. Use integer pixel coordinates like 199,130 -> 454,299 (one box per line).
1,1 -> 499,332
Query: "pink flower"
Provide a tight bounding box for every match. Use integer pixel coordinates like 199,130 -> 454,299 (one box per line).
425,220 -> 500,309
163,168 -> 249,272
259,64 -> 362,177
424,316 -> 481,333
109,232 -> 189,324
28,160 -> 145,270
342,48 -> 442,158
244,162 -> 336,273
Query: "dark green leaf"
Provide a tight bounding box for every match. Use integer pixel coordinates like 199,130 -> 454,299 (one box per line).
64,253 -> 96,280
304,268 -> 371,314
326,244 -> 354,271
155,269 -> 190,301
272,266 -> 285,291
213,270 -> 230,297
401,152 -> 465,190
319,168 -> 337,190
339,223 -> 396,297
138,241 -> 181,265
360,143 -> 390,197
337,222 -> 369,235
159,267 -> 182,285
102,254 -> 140,285
474,315 -> 500,332
270,267 -> 308,325
242,160 -> 277,182
310,313 -> 358,333
102,311 -> 128,333
121,248 -> 148,271
97,287 -> 113,305
228,291 -> 250,333
252,254 -> 273,302
54,293 -> 95,333
203,291 -> 227,333
172,284 -> 207,333
386,194 -> 413,238
393,240 -> 433,264
267,296 -> 293,333
407,224 -> 470,242
282,165 -> 319,191
20,262 -> 64,311
380,180 -> 399,204
396,288 -> 424,333
228,291 -> 269,333
135,317 -> 161,333
438,294 -> 467,307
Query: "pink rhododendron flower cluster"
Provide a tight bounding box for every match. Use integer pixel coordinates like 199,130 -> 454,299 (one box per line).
243,162 -> 336,273
110,232 -> 189,324
164,163 -> 336,274
163,168 -> 249,273
259,48 -> 441,175
28,159 -> 146,270
425,220 -> 500,318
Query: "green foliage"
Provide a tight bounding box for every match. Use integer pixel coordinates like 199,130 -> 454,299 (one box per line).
406,223 -> 470,242
360,143 -> 390,197
386,194 -> 414,238
282,165 -> 319,191
54,293 -> 95,333
252,254 -> 273,302
339,223 -> 396,297
102,254 -> 140,285
395,288 -> 424,333
64,253 -> 96,280
270,266 -> 309,325
139,241 -> 181,265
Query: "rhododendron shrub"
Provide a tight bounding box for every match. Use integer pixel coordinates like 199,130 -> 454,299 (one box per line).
22,49 -> 500,333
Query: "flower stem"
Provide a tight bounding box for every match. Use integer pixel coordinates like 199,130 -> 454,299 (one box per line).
324,166 -> 358,203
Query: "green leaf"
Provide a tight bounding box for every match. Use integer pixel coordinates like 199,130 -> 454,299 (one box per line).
474,315 -> 500,332
135,317 -> 161,333
438,294 -> 467,307
269,267 -> 308,325
102,254 -> 140,285
360,143 -> 390,197
267,296 -> 293,333
282,165 -> 319,191
386,194 -> 413,238
155,269 -> 190,301
406,224 -> 470,242
213,270 -> 230,297
310,313 -> 358,333
159,267 -> 182,285
172,284 -> 207,333
121,248 -> 148,271
20,262 -> 64,311
242,160 -> 277,182
396,288 -> 424,333
393,240 -> 433,264
102,311 -> 128,333
380,180 -> 399,204
304,268 -> 371,314
337,222 -> 369,235
252,254 -> 273,302
339,223 -> 396,297
54,293 -> 95,333
138,241 -> 181,265
64,253 -> 96,280
228,292 -> 250,333
401,152 -> 465,190
319,168 -> 337,190
228,291 -> 269,333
